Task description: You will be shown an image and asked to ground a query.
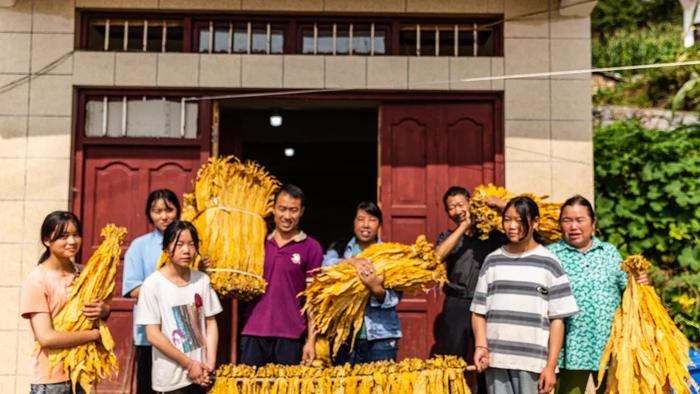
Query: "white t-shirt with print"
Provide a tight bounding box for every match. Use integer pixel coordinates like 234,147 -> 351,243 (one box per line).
135,269 -> 223,392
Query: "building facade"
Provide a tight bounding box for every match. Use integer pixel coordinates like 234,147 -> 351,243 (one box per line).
0,0 -> 595,392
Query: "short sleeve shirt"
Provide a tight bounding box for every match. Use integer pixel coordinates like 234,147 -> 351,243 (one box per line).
135,270 -> 223,392
122,230 -> 164,346
241,231 -> 323,339
20,265 -> 78,384
436,230 -> 507,298
548,238 -> 626,370
470,245 -> 579,374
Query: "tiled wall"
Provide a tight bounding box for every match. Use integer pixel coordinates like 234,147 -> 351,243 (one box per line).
0,0 -> 75,392
0,0 -> 593,391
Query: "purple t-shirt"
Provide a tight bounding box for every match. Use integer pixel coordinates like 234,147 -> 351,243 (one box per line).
241,231 -> 323,339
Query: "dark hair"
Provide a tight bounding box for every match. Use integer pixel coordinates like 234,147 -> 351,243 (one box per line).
560,195 -> 596,223
443,186 -> 471,209
502,196 -> 544,244
356,201 -> 383,225
38,211 -> 82,265
162,220 -> 200,254
146,189 -> 181,225
274,184 -> 306,208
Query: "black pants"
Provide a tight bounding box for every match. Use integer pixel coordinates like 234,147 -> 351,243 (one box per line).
438,295 -> 486,394
158,384 -> 206,394
136,345 -> 155,394
239,335 -> 303,366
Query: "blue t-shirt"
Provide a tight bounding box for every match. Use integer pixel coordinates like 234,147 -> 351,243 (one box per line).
122,230 -> 163,346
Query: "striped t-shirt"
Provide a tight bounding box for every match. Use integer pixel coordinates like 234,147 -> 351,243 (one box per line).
470,244 -> 579,374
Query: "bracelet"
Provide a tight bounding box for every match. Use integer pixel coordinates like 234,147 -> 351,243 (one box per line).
475,345 -> 489,351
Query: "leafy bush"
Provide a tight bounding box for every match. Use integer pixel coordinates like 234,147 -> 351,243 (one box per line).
592,0 -> 681,36
594,121 -> 700,343
592,24 -> 684,71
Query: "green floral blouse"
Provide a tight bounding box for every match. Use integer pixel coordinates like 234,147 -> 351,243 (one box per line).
548,237 -> 627,370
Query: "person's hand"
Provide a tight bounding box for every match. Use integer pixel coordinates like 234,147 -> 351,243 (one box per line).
302,339 -> 316,366
82,299 -> 110,320
456,214 -> 471,232
473,346 -> 489,372
636,272 -> 650,285
198,256 -> 211,272
187,361 -> 210,386
538,365 -> 556,393
484,196 -> 506,209
354,259 -> 385,292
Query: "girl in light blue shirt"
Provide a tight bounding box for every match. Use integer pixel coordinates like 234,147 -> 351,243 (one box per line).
122,189 -> 181,394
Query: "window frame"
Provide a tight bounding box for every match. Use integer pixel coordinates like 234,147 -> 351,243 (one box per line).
79,11 -> 502,57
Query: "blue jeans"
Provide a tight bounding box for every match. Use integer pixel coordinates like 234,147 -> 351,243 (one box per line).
332,338 -> 399,366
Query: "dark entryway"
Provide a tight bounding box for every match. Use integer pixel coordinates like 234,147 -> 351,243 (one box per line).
219,100 -> 379,249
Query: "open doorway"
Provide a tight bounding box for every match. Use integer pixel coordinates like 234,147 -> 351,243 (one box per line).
219,99 -> 379,250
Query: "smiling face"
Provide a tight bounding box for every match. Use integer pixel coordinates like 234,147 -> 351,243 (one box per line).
273,192 -> 304,235
150,198 -> 179,233
44,221 -> 82,261
354,209 -> 380,244
560,204 -> 596,250
167,229 -> 197,268
445,194 -> 471,225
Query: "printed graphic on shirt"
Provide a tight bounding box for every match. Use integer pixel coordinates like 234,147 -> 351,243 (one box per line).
291,253 -> 301,265
170,293 -> 205,353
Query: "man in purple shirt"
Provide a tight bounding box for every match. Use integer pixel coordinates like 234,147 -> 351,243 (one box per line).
239,184 -> 323,366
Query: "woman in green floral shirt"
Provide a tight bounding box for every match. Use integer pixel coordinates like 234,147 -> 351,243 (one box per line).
548,195 -> 648,394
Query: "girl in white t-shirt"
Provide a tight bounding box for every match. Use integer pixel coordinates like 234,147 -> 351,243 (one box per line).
136,221 -> 223,394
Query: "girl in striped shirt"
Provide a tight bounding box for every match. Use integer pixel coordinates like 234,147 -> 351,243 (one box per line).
471,196 -> 579,394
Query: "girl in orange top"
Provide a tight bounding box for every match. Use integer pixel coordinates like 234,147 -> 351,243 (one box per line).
20,211 -> 110,394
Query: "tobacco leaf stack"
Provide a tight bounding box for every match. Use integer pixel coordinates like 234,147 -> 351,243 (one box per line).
302,235 -> 447,356
48,224 -> 127,394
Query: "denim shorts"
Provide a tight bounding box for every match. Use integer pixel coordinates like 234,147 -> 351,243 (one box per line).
30,381 -> 85,394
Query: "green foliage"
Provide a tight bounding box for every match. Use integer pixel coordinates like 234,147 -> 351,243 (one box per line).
595,121 -> 700,343
592,24 -> 684,70
592,0 -> 682,36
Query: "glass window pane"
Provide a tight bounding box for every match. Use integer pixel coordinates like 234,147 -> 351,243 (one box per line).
374,29 -> 386,54
233,26 -> 248,53
476,28 -> 495,56
420,27 -> 436,56
251,24 -> 267,53
353,27 -> 371,54
335,25 -> 349,54
165,22 -> 184,52
317,26 -> 332,54
458,27 -> 475,56
214,28 -> 229,53
126,21 -> 144,51
146,21 -> 164,52
301,28 -> 314,54
270,27 -> 284,53
198,28 -> 210,52
87,19 -> 108,50
107,20 -> 125,51
439,28 -> 455,56
399,28 -> 416,56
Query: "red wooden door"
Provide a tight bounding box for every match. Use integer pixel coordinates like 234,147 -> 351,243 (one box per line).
75,145 -> 204,393
379,101 -> 502,360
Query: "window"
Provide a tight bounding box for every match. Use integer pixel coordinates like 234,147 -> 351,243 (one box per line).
81,13 -> 501,56
84,17 -> 184,52
197,22 -> 285,54
85,97 -> 198,139
300,23 -> 388,55
399,23 -> 498,56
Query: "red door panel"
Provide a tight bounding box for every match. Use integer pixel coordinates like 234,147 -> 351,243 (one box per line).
380,101 -> 501,361
77,145 -> 204,393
